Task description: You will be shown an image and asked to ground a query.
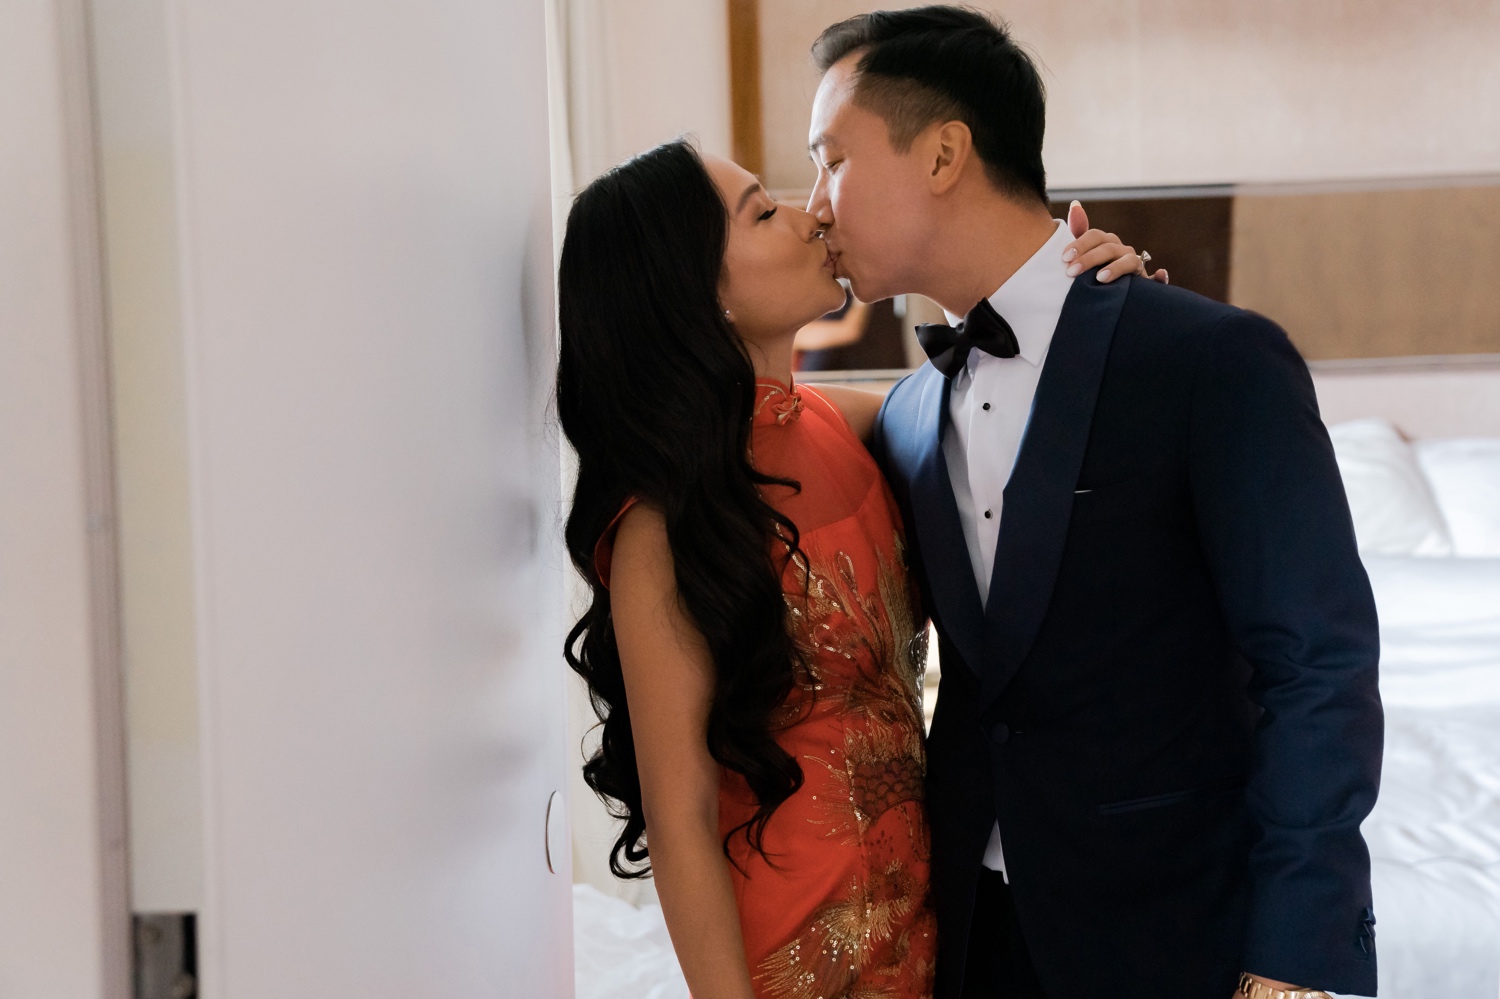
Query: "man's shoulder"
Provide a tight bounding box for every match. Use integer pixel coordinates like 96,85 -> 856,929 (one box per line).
1119,275 -> 1242,330
886,362 -> 933,396
879,364 -> 936,422
1109,279 -> 1307,408
1115,278 -> 1293,360
873,365 -> 938,477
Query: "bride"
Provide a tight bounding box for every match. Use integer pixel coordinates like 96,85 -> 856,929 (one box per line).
557,139 -> 1156,999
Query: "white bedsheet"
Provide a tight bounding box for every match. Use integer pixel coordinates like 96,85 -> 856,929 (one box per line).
1360,557 -> 1500,998
574,559 -> 1500,998
573,884 -> 688,999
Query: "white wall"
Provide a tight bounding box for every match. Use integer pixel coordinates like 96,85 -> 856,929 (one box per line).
560,0 -> 733,186
0,0 -> 129,994
1020,0 -> 1500,191
759,0 -> 1500,192
1313,363 -> 1500,440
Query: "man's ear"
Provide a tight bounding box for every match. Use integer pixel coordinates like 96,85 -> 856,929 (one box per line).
927,120 -> 974,196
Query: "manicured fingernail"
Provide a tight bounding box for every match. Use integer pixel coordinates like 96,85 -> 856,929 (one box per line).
1070,199 -> 1081,209
1066,263 -> 1082,276
1062,248 -> 1077,262
1098,269 -> 1111,281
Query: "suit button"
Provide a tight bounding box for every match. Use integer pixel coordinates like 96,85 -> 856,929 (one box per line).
991,722 -> 1010,745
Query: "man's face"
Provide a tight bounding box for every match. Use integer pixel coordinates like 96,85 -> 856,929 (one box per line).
807,54 -> 935,304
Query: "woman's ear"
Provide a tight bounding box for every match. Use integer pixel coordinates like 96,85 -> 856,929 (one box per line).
927,119 -> 974,196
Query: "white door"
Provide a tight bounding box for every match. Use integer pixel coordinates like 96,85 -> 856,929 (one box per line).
100,0 -> 573,993
0,1 -> 129,994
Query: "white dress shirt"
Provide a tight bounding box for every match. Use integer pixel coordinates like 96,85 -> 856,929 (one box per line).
941,219 -> 1077,877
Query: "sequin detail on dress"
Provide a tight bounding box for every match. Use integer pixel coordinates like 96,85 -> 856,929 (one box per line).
757,862 -> 935,999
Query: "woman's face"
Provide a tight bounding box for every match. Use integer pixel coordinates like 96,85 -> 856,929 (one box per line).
704,154 -> 847,350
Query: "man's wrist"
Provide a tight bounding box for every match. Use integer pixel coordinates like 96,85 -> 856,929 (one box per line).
1237,972 -> 1332,999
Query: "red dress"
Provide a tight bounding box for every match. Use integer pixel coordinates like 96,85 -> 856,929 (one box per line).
597,380 -> 936,999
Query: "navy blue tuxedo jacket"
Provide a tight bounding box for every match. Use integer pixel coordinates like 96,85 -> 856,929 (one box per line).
871,272 -> 1383,998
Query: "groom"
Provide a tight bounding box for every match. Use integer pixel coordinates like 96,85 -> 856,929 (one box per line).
805,8 -> 1383,999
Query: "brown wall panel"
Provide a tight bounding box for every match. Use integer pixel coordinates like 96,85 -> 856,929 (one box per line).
1050,196 -> 1232,302
1229,185 -> 1500,360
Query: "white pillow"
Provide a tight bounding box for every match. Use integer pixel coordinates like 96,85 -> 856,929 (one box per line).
1328,418 -> 1452,557
1362,555 -> 1500,629
1414,438 -> 1500,557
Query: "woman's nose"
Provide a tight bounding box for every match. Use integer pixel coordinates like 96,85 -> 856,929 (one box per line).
788,205 -> 823,241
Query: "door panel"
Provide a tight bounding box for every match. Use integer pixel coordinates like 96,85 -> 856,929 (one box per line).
0,1 -> 129,994
158,1 -> 572,993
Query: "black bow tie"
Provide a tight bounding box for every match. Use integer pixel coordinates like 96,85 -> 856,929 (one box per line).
915,298 -> 1020,379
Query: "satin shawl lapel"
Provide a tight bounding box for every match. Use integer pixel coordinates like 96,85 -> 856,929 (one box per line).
980,274 -> 1129,708
903,366 -> 987,678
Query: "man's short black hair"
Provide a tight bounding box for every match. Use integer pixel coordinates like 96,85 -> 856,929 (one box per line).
812,6 -> 1047,205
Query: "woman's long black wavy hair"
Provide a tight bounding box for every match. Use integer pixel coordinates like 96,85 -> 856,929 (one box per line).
557,140 -> 806,878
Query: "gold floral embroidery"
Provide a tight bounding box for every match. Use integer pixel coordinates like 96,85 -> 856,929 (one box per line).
775,535 -> 931,854
808,724 -> 926,844
782,535 -> 927,734
755,862 -> 929,999
753,531 -> 935,999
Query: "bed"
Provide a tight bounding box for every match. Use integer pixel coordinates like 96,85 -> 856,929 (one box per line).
1329,421 -> 1500,997
573,422 -> 1500,999
1360,555 -> 1500,998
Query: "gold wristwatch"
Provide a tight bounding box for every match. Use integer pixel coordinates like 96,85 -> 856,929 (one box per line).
1237,973 -> 1333,999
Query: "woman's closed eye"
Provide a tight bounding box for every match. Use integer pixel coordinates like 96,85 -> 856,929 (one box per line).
757,206 -> 778,222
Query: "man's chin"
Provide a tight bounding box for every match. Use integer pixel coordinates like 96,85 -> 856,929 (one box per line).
841,272 -> 882,304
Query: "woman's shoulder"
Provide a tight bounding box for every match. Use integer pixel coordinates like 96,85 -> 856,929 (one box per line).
799,381 -> 886,444
593,497 -> 666,590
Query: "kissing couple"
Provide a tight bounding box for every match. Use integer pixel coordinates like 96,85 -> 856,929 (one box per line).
559,8 -> 1383,999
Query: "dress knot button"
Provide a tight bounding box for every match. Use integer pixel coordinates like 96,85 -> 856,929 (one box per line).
771,392 -> 803,425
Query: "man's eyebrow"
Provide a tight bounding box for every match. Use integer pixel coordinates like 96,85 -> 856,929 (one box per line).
735,181 -> 763,214
808,133 -> 829,154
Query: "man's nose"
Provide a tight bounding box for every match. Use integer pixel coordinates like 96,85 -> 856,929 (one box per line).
806,178 -> 833,225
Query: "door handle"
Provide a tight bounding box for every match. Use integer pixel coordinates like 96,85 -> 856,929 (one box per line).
544,790 -> 567,874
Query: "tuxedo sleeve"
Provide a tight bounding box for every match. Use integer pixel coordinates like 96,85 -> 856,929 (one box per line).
1187,311 -> 1382,996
